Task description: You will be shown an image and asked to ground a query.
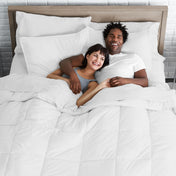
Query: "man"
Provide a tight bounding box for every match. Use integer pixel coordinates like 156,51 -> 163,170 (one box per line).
59,22 -> 148,94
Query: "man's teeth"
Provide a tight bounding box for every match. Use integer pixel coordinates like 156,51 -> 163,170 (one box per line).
112,43 -> 118,46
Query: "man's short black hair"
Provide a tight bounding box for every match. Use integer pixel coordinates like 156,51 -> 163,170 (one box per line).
103,22 -> 128,43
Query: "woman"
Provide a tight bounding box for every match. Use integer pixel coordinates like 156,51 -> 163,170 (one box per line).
47,44 -> 110,107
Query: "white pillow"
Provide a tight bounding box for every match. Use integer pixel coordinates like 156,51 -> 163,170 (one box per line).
82,26 -> 105,53
149,53 -> 166,85
87,27 -> 105,47
122,30 -> 152,72
16,11 -> 92,54
10,53 -> 28,75
20,27 -> 89,77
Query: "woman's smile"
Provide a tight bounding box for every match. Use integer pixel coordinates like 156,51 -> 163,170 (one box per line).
92,61 -> 101,67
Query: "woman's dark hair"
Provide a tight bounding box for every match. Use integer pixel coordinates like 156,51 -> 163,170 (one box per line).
103,22 -> 128,43
81,43 -> 109,71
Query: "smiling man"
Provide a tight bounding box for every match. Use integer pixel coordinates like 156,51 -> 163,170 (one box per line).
103,23 -> 128,55
59,22 -> 148,94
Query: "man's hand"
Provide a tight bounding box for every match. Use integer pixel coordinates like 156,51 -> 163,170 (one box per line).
110,76 -> 128,87
59,54 -> 84,93
70,74 -> 81,94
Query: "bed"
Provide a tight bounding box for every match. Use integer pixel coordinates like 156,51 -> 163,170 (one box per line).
0,5 -> 176,176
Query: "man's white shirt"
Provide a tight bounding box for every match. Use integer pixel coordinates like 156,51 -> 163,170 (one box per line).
95,53 -> 146,83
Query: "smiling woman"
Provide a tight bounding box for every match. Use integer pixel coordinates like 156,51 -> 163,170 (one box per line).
47,43 -> 110,106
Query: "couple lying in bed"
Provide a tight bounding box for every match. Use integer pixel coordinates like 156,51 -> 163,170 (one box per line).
47,22 -> 148,107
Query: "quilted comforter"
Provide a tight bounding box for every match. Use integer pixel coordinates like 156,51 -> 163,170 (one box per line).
0,74 -> 176,176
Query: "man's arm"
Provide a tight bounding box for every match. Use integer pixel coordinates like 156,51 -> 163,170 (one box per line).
110,69 -> 148,87
59,54 -> 84,94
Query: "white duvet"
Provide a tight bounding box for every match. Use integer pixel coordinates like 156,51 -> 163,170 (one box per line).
0,74 -> 176,176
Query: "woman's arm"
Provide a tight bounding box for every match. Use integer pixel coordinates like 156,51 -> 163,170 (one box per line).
47,68 -> 70,85
110,69 -> 148,87
76,79 -> 110,107
47,68 -> 63,78
59,54 -> 84,94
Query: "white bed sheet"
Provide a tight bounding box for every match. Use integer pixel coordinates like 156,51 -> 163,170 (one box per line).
0,74 -> 176,176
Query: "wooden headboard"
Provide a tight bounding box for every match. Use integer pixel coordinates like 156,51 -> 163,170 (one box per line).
8,5 -> 168,56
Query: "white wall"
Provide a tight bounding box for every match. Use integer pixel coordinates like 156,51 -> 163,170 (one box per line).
0,0 -> 175,78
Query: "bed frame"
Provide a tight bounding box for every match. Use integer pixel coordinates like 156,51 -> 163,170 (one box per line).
8,5 -> 168,56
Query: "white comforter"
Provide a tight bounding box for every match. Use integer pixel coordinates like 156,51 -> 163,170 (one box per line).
0,74 -> 176,176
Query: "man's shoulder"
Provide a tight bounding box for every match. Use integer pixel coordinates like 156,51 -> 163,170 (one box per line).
109,53 -> 142,64
112,52 -> 137,57
121,52 -> 142,60
121,52 -> 138,57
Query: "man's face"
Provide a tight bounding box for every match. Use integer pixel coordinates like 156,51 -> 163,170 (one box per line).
105,28 -> 123,55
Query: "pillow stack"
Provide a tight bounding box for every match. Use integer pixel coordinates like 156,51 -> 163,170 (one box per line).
16,11 -> 91,76
15,11 -> 165,85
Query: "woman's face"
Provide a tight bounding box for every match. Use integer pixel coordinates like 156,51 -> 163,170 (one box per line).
105,28 -> 123,55
86,50 -> 105,71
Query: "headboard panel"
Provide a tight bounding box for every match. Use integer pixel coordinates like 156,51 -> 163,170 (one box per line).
8,5 -> 168,55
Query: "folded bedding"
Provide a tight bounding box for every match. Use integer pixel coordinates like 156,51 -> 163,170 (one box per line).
0,74 -> 176,176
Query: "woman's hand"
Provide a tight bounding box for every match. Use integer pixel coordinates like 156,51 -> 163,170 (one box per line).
99,78 -> 111,89
76,80 -> 110,107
